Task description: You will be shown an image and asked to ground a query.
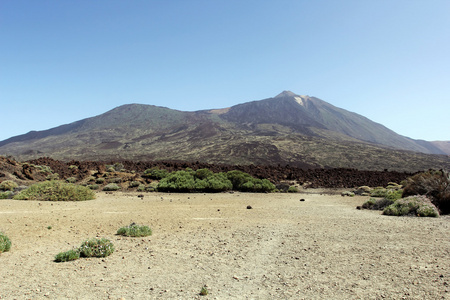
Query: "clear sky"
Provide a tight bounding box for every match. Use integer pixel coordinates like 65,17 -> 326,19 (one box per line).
1,0 -> 449,142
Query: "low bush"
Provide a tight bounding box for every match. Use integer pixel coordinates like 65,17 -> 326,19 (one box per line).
95,178 -> 105,184
0,232 -> 11,253
79,238 -> 115,258
128,181 -> 140,188
287,186 -> 299,193
362,198 -> 395,210
0,180 -> 18,191
103,183 -> 121,191
13,181 -> 95,201
54,249 -> 80,262
383,195 -> 439,217
87,184 -> 99,190
117,224 -> 152,237
226,170 -> 275,193
66,177 -> 77,183
0,191 -> 14,199
143,168 -> 169,180
402,170 -> 450,214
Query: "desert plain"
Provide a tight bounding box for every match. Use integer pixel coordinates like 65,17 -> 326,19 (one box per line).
0,190 -> 449,299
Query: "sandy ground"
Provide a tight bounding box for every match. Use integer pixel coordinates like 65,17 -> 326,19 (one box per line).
0,191 -> 449,300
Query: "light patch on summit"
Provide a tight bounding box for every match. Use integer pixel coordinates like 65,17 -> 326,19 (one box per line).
294,96 -> 308,106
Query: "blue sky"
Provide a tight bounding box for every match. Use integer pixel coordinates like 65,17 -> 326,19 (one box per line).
1,0 -> 449,141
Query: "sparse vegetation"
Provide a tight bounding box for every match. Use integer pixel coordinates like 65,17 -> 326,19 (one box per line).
226,170 -> 276,193
288,186 -> 299,193
117,224 -> 152,237
0,191 -> 14,199
95,178 -> 105,184
128,181 -> 140,188
55,238 -> 114,262
402,170 -> 450,214
0,232 -> 11,253
79,238 -> 115,258
103,183 -> 121,191
199,286 -> 209,296
54,249 -> 80,262
66,177 -> 77,183
143,168 -> 169,180
383,195 -> 439,217
13,181 -> 95,201
0,180 -> 18,191
362,198 -> 395,210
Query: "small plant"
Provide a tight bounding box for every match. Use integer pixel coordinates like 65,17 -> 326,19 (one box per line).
46,173 -> 60,181
87,184 -> 99,190
117,223 -> 152,237
362,198 -> 395,210
199,286 -> 209,296
79,238 -> 115,258
103,183 -> 121,191
128,181 -> 140,188
287,186 -> 299,193
47,226 -> 52,230
13,181 -> 95,201
66,177 -> 77,183
0,180 -> 18,191
0,191 -> 14,199
0,232 -> 11,253
54,249 -> 80,262
95,178 -> 105,184
143,168 -> 169,180
108,177 -> 122,184
68,165 -> 78,170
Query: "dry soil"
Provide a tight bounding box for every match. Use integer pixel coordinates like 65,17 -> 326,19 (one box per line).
0,191 -> 449,299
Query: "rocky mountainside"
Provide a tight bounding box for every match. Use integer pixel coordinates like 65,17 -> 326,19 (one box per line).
0,91 -> 449,172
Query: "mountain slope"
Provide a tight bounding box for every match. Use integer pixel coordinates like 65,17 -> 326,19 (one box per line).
0,91 -> 448,172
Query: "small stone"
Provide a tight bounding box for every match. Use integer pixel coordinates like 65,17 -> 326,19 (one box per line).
247,205 -> 252,209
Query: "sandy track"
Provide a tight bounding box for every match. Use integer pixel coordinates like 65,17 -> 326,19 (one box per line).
0,191 -> 449,299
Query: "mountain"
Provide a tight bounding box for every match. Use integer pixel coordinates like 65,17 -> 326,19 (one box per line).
0,91 -> 449,172
430,141 -> 450,155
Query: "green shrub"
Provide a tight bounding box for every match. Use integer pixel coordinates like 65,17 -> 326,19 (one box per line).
194,168 -> 214,180
362,197 -> 395,210
13,181 -> 95,201
157,170 -> 196,192
68,165 -> 78,170
95,178 -> 105,184
143,168 -> 169,180
0,180 -> 18,191
117,224 -> 152,237
370,188 -> 388,198
402,170 -> 450,214
103,183 -> 121,191
87,184 -> 99,190
46,173 -> 60,181
36,165 -> 53,174
79,238 -> 115,258
383,195 -> 439,217
66,177 -> 77,183
0,232 -> 11,253
0,191 -> 14,199
287,186 -> 299,193
54,249 -> 80,262
199,286 -> 209,296
128,181 -> 140,188
384,189 -> 403,201
226,170 -> 275,193
108,177 -> 122,184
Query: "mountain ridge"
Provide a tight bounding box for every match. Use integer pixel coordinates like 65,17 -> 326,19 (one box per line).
0,91 -> 448,172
